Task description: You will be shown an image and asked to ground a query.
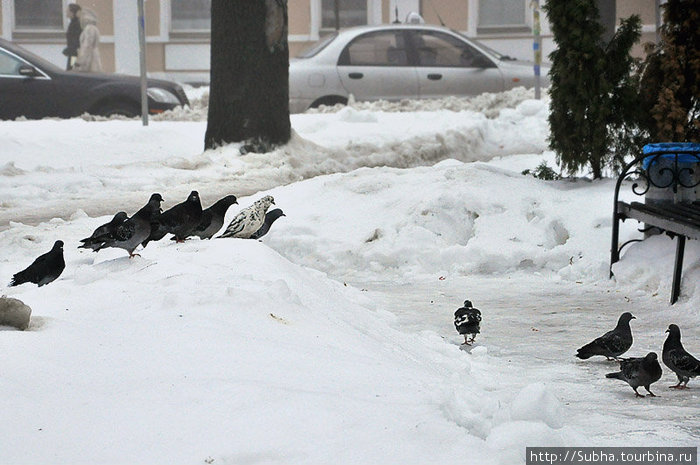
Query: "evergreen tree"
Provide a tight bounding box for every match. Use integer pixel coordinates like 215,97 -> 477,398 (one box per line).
638,0 -> 700,142
204,0 -> 291,151
543,1 -> 641,178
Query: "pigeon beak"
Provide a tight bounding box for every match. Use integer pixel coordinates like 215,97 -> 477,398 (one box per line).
665,329 -> 670,333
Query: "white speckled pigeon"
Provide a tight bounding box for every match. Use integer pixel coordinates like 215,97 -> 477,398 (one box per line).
663,324 -> 700,389
454,299 -> 481,345
576,312 -> 635,360
606,352 -> 662,398
10,240 -> 65,287
219,195 -> 275,239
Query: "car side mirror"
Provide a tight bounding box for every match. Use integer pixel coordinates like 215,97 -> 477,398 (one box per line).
18,65 -> 38,77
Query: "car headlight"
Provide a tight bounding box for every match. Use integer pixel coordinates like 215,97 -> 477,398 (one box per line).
147,87 -> 180,105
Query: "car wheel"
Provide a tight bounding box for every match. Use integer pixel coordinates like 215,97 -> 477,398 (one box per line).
95,101 -> 140,118
310,96 -> 348,109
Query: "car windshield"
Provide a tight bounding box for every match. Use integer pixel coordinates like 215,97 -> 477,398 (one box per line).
296,32 -> 338,58
453,32 -> 517,61
2,41 -> 62,73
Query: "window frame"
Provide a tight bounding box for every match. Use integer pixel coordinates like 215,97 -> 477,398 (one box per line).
474,0 -> 532,35
169,0 -> 211,34
11,0 -> 70,34
338,29 -> 411,67
317,0 -> 381,34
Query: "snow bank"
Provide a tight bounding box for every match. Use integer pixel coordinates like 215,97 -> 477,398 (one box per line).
260,159 -> 615,284
0,213 -> 578,464
0,99 -> 549,230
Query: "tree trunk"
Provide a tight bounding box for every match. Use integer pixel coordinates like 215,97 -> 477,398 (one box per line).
204,0 -> 291,151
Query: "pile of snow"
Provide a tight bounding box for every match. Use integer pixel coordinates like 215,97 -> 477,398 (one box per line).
0,100 -> 549,229
1,89 -> 699,463
0,209 -> 582,464
307,86 -> 541,118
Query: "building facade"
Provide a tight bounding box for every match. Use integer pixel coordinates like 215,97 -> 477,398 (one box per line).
0,0 -> 659,83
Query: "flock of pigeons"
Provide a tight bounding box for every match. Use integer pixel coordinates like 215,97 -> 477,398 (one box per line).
8,198 -> 700,401
575,312 -> 700,397
454,305 -> 700,398
8,191 -> 285,288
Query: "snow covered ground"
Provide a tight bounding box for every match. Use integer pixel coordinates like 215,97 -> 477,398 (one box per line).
0,89 -> 698,464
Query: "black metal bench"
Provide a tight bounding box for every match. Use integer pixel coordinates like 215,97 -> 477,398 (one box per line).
610,147 -> 700,304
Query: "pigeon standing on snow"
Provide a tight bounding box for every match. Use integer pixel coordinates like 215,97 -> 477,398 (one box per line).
219,195 -> 275,239
194,195 -> 238,240
78,212 -> 128,251
249,208 -> 285,239
94,193 -> 163,257
606,352 -> 662,398
143,191 -> 203,245
10,240 -> 65,287
454,300 -> 481,345
662,324 -> 700,389
576,312 -> 635,360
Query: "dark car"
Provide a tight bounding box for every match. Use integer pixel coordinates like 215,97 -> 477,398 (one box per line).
0,38 -> 189,120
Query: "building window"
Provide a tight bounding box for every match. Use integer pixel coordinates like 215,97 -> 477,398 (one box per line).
478,0 -> 528,32
321,0 -> 367,30
171,0 -> 211,31
14,0 -> 63,30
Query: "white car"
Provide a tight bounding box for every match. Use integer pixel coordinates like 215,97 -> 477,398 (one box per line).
289,23 -> 548,113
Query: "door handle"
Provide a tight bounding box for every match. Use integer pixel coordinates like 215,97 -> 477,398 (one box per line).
427,73 -> 442,80
348,72 -> 364,79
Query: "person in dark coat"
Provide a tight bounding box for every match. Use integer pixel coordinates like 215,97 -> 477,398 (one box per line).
63,3 -> 82,70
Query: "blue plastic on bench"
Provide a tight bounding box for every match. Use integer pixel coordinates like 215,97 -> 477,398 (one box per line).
642,142 -> 700,170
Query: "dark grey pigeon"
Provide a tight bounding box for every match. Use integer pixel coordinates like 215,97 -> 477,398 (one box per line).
194,195 -> 238,240
662,324 -> 700,389
454,300 -> 481,345
10,240 -> 65,287
606,352 -> 662,397
249,208 -> 285,240
78,211 -> 128,251
143,191 -> 202,245
576,312 -> 635,360
95,193 -> 163,257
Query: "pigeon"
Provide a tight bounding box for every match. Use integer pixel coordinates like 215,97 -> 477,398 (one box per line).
606,352 -> 663,397
662,324 -> 700,389
576,312 -> 635,360
194,194 -> 238,240
94,193 -> 163,257
143,191 -> 202,245
454,300 -> 481,345
78,211 -> 128,251
10,240 -> 65,287
219,195 -> 275,239
249,208 -> 285,239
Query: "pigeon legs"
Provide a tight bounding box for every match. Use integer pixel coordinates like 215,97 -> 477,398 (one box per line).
644,386 -> 657,397
670,377 -> 690,389
632,387 -> 645,398
461,334 -> 477,346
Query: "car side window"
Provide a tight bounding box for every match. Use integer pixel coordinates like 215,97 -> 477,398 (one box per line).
0,50 -> 23,76
338,31 -> 408,66
411,31 -> 494,68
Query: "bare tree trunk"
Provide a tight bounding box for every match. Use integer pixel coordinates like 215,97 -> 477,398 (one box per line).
204,0 -> 290,151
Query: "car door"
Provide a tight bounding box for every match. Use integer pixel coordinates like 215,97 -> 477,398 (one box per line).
408,30 -> 504,98
336,30 -> 419,102
0,48 -> 55,119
